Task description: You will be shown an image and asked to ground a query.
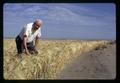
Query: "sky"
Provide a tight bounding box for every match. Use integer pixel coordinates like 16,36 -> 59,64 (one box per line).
3,3 -> 116,40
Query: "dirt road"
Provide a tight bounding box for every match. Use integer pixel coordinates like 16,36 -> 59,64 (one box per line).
57,43 -> 116,79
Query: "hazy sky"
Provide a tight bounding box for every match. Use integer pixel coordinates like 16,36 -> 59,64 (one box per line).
4,3 -> 116,40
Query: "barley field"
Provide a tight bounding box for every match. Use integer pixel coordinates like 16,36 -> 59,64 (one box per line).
3,39 -> 112,80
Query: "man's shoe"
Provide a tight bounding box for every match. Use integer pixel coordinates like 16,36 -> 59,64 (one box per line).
34,50 -> 38,54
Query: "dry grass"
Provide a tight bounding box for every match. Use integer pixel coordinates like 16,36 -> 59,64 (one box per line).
3,39 -> 112,80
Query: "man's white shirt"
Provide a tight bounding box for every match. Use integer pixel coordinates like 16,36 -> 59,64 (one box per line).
19,23 -> 41,43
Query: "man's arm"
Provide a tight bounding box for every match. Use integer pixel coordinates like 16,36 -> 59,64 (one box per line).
23,35 -> 29,55
35,36 -> 39,50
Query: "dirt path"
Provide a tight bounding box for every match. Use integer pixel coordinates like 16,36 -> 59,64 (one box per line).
57,43 -> 116,79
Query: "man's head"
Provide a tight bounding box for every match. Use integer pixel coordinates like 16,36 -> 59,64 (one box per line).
33,19 -> 42,30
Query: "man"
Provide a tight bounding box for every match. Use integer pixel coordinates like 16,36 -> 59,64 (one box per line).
15,19 -> 42,56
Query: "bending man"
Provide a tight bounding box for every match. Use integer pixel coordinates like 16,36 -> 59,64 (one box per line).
15,19 -> 42,56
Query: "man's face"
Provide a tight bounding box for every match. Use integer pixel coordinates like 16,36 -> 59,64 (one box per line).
33,22 -> 41,30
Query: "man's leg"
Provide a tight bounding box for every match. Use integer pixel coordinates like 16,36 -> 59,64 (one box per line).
27,42 -> 38,54
15,36 -> 23,54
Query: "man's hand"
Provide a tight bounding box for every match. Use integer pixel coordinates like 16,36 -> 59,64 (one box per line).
25,49 -> 29,55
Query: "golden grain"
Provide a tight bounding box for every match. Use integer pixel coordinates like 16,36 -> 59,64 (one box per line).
4,39 -> 110,79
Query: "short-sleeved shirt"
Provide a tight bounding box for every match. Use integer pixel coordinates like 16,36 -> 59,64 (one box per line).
19,23 -> 41,43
